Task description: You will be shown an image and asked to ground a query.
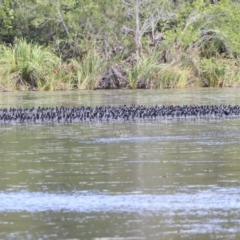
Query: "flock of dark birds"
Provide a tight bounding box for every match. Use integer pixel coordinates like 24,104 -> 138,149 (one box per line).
0,104 -> 240,124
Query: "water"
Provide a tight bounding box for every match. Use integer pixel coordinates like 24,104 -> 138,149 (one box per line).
1,89 -> 240,239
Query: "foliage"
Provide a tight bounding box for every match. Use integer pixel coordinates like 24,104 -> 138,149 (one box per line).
0,0 -> 15,42
126,50 -> 161,88
1,0 -> 240,90
69,48 -> 107,90
0,38 -> 61,90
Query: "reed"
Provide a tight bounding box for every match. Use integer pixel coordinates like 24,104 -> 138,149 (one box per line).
1,38 -> 240,91
0,38 -> 61,91
126,50 -> 162,89
125,49 -> 192,89
155,64 -> 190,88
191,58 -> 240,87
0,39 -> 108,91
69,49 -> 106,90
212,59 -> 240,87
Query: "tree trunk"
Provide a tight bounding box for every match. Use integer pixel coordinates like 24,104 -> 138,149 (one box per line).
135,0 -> 142,58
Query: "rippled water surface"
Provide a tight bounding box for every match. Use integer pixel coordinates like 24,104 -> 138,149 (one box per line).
1,89 -> 240,239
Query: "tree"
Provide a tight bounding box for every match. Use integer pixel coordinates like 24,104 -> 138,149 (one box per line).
120,0 -> 174,57
0,0 -> 15,43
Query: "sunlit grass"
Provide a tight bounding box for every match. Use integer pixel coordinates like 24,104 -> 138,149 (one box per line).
156,64 -> 190,88
0,38 -> 240,91
126,51 -> 162,89
125,50 -> 190,89
0,39 -> 107,91
0,38 -> 61,90
69,49 -> 106,90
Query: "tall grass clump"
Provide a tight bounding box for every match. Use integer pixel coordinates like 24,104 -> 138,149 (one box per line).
125,49 -> 190,89
0,39 -> 108,91
161,46 -> 200,88
69,48 -> 106,90
0,38 -> 61,91
126,50 -> 162,89
156,64 -> 191,88
196,58 -> 240,87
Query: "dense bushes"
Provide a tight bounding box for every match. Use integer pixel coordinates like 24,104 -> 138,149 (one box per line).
0,0 -> 240,90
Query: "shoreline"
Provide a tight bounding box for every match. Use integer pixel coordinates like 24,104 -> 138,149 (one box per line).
1,39 -> 240,92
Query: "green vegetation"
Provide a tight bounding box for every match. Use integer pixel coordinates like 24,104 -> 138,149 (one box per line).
0,0 -> 240,91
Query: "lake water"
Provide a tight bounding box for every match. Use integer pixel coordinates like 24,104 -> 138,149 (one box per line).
0,88 -> 240,239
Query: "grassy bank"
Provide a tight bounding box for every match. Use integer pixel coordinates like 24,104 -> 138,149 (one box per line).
0,39 -> 240,91
0,39 -> 107,91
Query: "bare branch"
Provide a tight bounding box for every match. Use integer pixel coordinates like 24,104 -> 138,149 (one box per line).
122,26 -> 135,35
182,12 -> 203,34
182,12 -> 224,34
56,1 -> 70,37
119,0 -> 134,7
119,0 -> 173,57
